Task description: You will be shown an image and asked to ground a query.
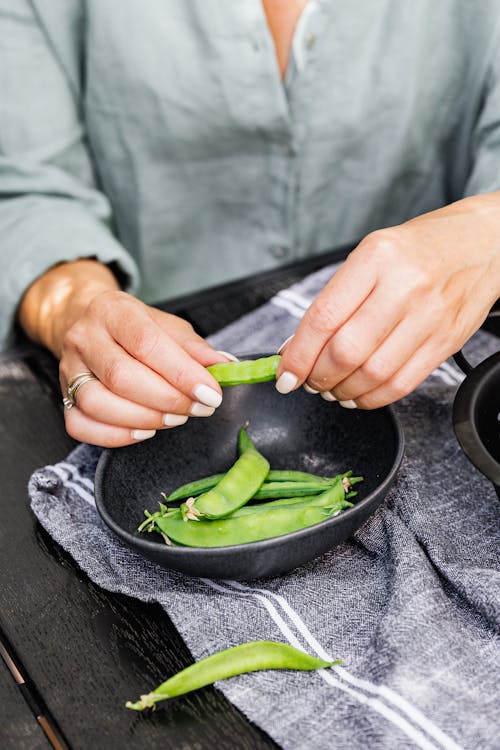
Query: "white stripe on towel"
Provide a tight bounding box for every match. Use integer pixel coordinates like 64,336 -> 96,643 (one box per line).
201,578 -> 453,750
224,580 -> 462,750
277,289 -> 313,309
271,296 -> 306,319
47,465 -> 96,506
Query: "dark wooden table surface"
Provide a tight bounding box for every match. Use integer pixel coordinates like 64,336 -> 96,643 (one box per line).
0,248 -> 349,750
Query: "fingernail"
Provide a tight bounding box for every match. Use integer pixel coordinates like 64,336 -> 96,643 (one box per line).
132,429 -> 156,441
276,371 -> 298,394
277,334 -> 294,354
163,414 -> 189,427
216,350 -> 239,362
190,403 -> 216,417
193,384 -> 223,407
321,391 -> 337,402
304,383 -> 319,394
340,399 -> 357,409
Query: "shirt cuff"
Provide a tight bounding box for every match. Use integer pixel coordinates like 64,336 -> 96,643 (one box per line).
0,195 -> 140,351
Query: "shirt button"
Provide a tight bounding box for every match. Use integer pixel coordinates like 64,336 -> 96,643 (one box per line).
304,32 -> 316,49
271,245 -> 289,259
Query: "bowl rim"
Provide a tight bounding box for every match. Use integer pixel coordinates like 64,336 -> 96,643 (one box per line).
453,350 -> 500,487
95,403 -> 405,557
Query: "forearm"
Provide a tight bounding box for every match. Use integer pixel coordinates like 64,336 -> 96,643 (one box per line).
18,259 -> 120,358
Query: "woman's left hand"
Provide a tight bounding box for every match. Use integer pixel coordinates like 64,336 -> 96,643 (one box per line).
277,193 -> 500,408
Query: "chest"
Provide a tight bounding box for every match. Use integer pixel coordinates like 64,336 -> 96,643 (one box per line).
83,0 -> 468,172
261,0 -> 309,77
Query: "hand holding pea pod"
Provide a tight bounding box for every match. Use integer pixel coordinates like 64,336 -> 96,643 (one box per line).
126,640 -> 340,710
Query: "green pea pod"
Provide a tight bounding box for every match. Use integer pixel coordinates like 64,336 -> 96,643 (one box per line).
255,475 -> 347,510
168,473 -> 226,503
253,474 -> 364,500
184,429 -> 269,519
230,497 -> 354,516
204,476 -> 353,516
168,469 -> 359,503
266,469 -> 344,484
237,423 -> 254,454
126,640 -> 340,711
140,495 -> 353,538
143,476 -> 361,532
207,355 -> 281,386
252,480 -> 339,500
156,503 -> 343,547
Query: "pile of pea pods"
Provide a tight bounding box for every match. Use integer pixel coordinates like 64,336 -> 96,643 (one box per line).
138,423 -> 362,548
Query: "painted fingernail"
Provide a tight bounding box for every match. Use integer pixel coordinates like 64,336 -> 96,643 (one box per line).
277,335 -> 294,354
339,399 -> 357,409
163,414 -> 189,427
216,350 -> 239,362
193,384 -> 223,407
321,391 -> 337,401
190,403 -> 216,417
132,429 -> 156,441
303,383 -> 319,394
276,371 -> 299,394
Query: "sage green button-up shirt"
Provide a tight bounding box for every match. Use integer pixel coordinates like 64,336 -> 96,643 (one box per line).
1,0 -> 500,348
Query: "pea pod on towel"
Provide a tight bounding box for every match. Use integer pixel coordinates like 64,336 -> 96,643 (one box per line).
126,640 -> 340,711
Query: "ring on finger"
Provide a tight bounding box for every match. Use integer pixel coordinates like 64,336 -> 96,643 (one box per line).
64,371 -> 98,409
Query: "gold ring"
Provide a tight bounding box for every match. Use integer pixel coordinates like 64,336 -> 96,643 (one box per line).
65,371 -> 98,409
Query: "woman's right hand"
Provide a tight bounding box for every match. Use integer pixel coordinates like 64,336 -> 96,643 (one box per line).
59,291 -> 227,446
19,260 -> 228,447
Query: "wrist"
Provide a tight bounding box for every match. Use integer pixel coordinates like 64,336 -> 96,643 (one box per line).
18,259 -> 120,357
467,192 -> 500,300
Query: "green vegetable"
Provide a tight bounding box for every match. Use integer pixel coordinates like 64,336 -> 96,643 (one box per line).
181,426 -> 269,520
155,502 -> 344,547
139,424 -> 362,545
249,476 -> 350,510
126,640 -> 340,710
252,479 -> 348,500
207,355 -> 281,386
168,469 -> 358,503
168,474 -> 227,503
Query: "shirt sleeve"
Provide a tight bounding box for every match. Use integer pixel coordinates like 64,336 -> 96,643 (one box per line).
464,24 -> 500,198
0,0 -> 140,351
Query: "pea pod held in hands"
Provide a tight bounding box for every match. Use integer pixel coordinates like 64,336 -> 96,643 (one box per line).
207,355 -> 281,386
126,640 -> 340,710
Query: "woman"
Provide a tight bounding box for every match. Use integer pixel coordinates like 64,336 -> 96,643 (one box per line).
2,0 -> 500,447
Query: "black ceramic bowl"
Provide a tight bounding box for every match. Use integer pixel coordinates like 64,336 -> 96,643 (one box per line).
95,358 -> 404,579
453,350 -> 500,499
